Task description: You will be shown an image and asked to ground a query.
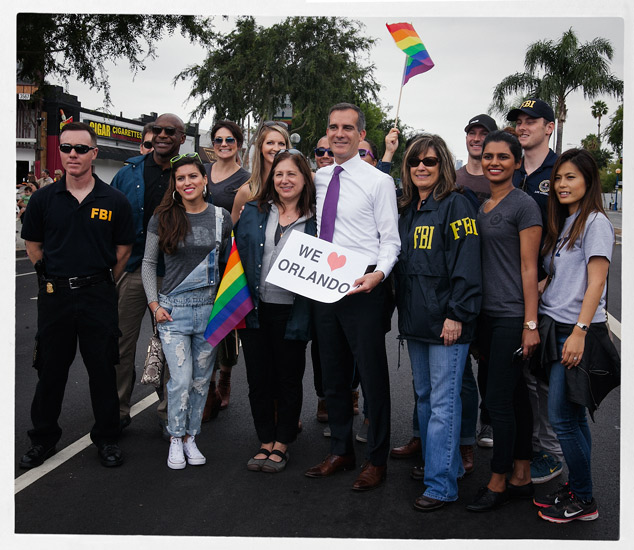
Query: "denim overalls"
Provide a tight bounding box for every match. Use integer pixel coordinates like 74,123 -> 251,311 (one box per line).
157,206 -> 224,438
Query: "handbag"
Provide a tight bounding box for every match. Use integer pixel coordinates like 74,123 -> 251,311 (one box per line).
141,317 -> 165,388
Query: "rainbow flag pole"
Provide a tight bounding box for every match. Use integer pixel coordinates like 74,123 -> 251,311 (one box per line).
386,22 -> 435,126
204,233 -> 254,348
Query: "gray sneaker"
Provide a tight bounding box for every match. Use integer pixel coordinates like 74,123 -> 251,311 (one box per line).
356,419 -> 369,443
477,424 -> 493,448
323,426 -> 331,437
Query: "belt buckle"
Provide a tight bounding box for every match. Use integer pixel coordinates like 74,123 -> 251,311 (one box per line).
68,277 -> 80,290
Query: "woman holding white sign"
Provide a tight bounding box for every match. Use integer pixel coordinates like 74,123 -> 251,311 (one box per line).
394,134 -> 482,511
235,149 -> 316,473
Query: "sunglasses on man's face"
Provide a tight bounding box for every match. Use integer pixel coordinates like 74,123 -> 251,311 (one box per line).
59,143 -> 96,155
358,149 -> 375,160
151,125 -> 182,136
314,147 -> 334,158
213,137 -> 237,145
406,156 -> 440,168
142,141 -> 153,149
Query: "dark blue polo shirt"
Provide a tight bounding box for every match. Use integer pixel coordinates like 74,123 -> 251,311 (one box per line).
21,176 -> 134,277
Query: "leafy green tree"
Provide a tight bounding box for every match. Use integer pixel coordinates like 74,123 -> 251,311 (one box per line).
581,133 -> 612,169
591,100 -> 609,143
491,28 -> 623,154
17,13 -> 215,105
175,16 -> 380,152
604,104 -> 623,157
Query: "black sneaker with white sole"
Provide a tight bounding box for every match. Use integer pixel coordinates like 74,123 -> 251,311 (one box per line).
538,493 -> 598,523
533,481 -> 570,508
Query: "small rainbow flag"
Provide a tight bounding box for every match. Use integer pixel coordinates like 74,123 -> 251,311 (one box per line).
386,22 -> 435,85
204,234 -> 254,347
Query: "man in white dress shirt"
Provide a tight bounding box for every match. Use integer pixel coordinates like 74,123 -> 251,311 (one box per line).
304,103 -> 400,491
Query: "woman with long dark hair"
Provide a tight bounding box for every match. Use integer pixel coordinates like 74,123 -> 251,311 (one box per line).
235,149 -> 316,473
532,149 -> 615,523
142,153 -> 232,469
394,134 -> 482,511
203,120 -> 251,415
466,130 -> 541,511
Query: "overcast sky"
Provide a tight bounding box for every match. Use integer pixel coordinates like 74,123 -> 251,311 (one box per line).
37,3 -> 626,165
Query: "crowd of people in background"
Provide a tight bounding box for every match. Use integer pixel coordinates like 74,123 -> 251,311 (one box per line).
18,97 -> 619,525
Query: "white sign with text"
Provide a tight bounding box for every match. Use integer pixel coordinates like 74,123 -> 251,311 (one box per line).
265,231 -> 371,303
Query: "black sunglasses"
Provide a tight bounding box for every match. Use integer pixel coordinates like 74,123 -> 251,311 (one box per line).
142,141 -> 153,149
151,125 -> 182,136
407,156 -> 440,168
314,147 -> 334,158
59,143 -> 96,155
213,137 -> 237,145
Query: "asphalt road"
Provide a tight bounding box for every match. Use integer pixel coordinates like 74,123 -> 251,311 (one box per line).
12,241 -> 622,546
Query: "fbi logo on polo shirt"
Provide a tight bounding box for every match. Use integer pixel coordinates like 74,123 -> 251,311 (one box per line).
90,208 -> 113,221
538,180 -> 550,194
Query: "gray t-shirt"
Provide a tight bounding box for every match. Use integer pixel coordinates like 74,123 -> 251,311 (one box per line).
456,166 -> 490,205
478,188 -> 542,317
142,205 -> 232,302
539,211 -> 613,324
205,163 -> 251,212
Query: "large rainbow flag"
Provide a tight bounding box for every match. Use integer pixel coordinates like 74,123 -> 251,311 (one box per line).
386,22 -> 435,85
204,234 -> 254,347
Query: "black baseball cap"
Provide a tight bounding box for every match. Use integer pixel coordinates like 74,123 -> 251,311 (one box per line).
507,98 -> 555,122
464,114 -> 498,133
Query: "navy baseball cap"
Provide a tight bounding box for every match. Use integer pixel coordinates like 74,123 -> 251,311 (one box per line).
507,99 -> 555,122
464,114 -> 498,133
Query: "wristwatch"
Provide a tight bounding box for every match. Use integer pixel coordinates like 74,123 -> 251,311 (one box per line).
523,320 -> 537,330
575,322 -> 589,332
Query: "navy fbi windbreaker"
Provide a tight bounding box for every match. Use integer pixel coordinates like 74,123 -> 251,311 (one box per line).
394,191 -> 482,345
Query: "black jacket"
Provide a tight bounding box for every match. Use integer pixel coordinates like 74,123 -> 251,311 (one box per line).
537,315 -> 620,421
394,191 -> 482,344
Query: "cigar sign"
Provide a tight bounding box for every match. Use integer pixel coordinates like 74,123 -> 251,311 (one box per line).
265,231 -> 370,303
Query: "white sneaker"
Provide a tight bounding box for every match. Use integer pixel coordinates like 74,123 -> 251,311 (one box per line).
183,435 -> 206,466
168,437 -> 186,470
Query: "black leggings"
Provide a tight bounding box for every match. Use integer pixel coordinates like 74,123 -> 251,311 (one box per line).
478,314 -> 533,474
240,302 -> 307,445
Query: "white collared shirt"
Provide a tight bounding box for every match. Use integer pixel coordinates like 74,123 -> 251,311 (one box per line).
315,154 -> 400,278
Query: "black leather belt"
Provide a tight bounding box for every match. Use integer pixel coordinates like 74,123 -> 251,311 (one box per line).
48,271 -> 114,290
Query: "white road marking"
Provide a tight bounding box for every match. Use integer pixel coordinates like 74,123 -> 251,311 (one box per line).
15,392 -> 159,494
16,271 -> 36,277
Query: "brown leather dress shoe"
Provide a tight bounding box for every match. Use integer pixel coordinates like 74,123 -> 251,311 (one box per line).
390,437 -> 422,459
352,463 -> 386,491
460,444 -> 475,475
316,399 -> 328,423
413,494 -> 447,512
305,454 -> 356,478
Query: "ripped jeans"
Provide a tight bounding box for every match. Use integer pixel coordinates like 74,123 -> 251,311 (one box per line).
158,286 -> 217,438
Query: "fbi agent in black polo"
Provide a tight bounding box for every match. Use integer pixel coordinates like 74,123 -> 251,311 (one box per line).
20,121 -> 134,469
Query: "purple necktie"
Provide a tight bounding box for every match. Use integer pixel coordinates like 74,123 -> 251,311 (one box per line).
320,166 -> 343,242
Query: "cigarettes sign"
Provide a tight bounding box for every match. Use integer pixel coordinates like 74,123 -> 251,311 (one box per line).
265,231 -> 370,303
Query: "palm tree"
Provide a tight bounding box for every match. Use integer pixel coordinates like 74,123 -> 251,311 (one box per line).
491,28 -> 623,154
591,100 -> 609,144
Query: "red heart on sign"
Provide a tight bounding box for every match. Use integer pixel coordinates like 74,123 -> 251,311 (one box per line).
327,252 -> 346,271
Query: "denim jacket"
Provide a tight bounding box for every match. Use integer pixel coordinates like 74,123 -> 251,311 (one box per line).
111,153 -> 165,275
234,201 -> 317,341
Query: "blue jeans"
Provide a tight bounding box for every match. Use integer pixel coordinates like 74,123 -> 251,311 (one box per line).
408,340 -> 469,502
548,333 -> 593,500
158,286 -> 217,438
